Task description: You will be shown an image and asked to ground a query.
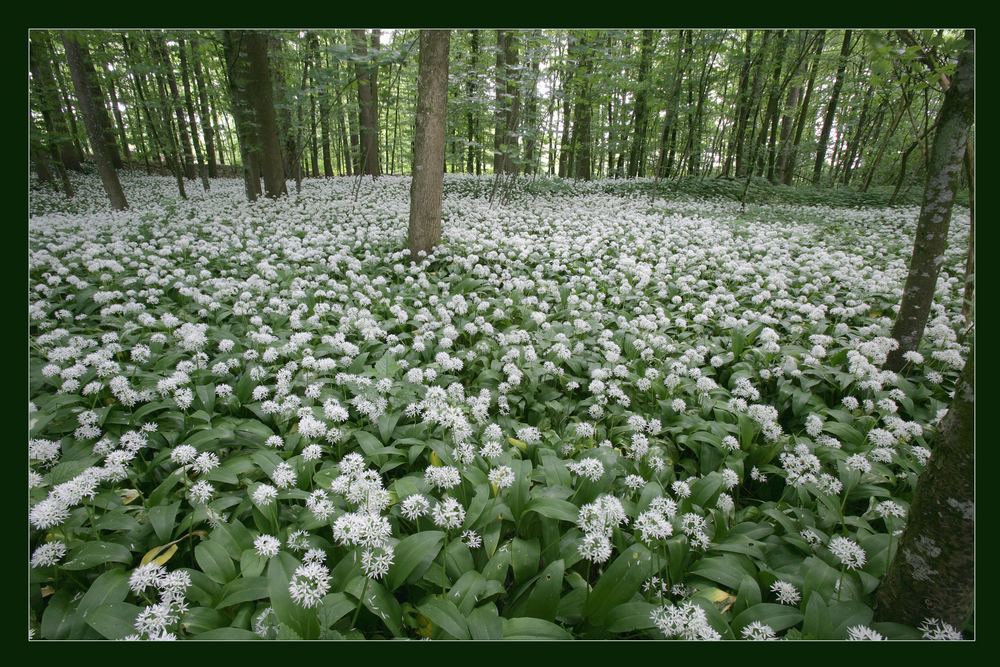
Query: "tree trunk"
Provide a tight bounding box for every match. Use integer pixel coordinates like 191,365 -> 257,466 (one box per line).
221,30 -> 262,201
885,31 -> 974,371
61,32 -> 128,210
244,31 -> 287,198
961,138 -> 974,327
784,30 -> 825,185
191,36 -> 217,178
178,38 -> 209,190
813,30 -> 852,184
151,35 -> 196,179
876,344 -> 974,631
724,30 -> 754,178
557,36 -> 575,178
81,45 -> 122,169
493,30 -> 521,175
627,30 -> 656,178
352,29 -> 382,177
409,30 -> 450,257
98,46 -> 131,167
571,32 -> 594,180
29,33 -> 82,174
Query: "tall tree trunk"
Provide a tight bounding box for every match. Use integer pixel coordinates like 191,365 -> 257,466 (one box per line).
81,45 -> 122,169
876,344 -> 974,630
657,30 -> 690,179
61,32 -> 128,210
627,30 -> 656,178
29,33 -> 81,173
493,30 -> 520,175
98,46 -> 132,167
571,31 -> 594,180
178,38 -> 209,190
784,31 -> 826,185
885,31 -> 974,371
352,29 -> 381,177
557,36 -> 575,178
151,34 -> 196,179
222,30 -> 262,201
50,51 -> 87,164
409,30 -> 450,257
190,36 -> 217,178
961,138 -> 974,327
243,31 -> 287,198
465,30 -> 480,174
724,30 -> 754,178
813,30 -> 852,184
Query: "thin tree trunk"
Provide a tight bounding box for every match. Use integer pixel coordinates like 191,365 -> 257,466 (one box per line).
61,32 -> 128,210
178,38 -> 209,190
885,31 -> 974,370
352,29 -> 381,177
784,30 -> 825,185
813,30 -> 852,184
409,30 -> 450,257
190,36 -> 217,178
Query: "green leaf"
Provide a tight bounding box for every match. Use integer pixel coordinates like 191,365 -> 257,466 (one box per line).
521,559 -> 565,621
467,604 -> 503,640
385,530 -> 445,591
502,616 -> 573,640
192,628 -> 260,640
512,537 -> 541,584
605,601 -> 658,634
148,502 -> 180,543
268,552 -> 320,639
61,541 -> 133,570
318,592 -> 355,628
732,603 -> 804,633
217,577 -> 269,608
585,543 -> 652,624
418,597 -> 470,640
195,540 -> 236,584
81,602 -> 142,639
524,497 -> 580,523
77,568 -> 130,616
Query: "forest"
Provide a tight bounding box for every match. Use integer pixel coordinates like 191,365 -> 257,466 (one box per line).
28,28 -> 974,642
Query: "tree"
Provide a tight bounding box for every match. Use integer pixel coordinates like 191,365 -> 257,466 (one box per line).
408,30 -> 450,257
178,37 -> 210,189
190,36 -> 217,178
60,32 -> 128,210
29,32 -> 80,182
885,31 -> 974,371
353,29 -> 382,177
876,343 -> 974,629
570,31 -> 594,180
627,30 -> 656,178
494,30 -> 520,175
244,31 -> 288,199
812,30 -> 852,184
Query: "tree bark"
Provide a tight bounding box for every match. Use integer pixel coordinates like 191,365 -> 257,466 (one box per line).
784,30 -> 825,185
571,32 -> 594,180
151,35 -> 196,179
244,31 -> 288,198
627,30 -> 656,178
813,30 -> 852,184
191,36 -> 217,178
885,31 -> 974,370
178,38 -> 209,190
352,29 -> 381,177
61,32 -> 128,210
876,344 -> 974,630
222,30 -> 262,201
29,33 -> 82,174
408,30 -> 450,257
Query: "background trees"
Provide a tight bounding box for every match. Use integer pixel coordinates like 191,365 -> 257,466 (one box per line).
31,29 -> 969,202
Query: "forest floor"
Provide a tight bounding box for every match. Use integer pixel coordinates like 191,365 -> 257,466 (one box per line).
28,173 -> 971,640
